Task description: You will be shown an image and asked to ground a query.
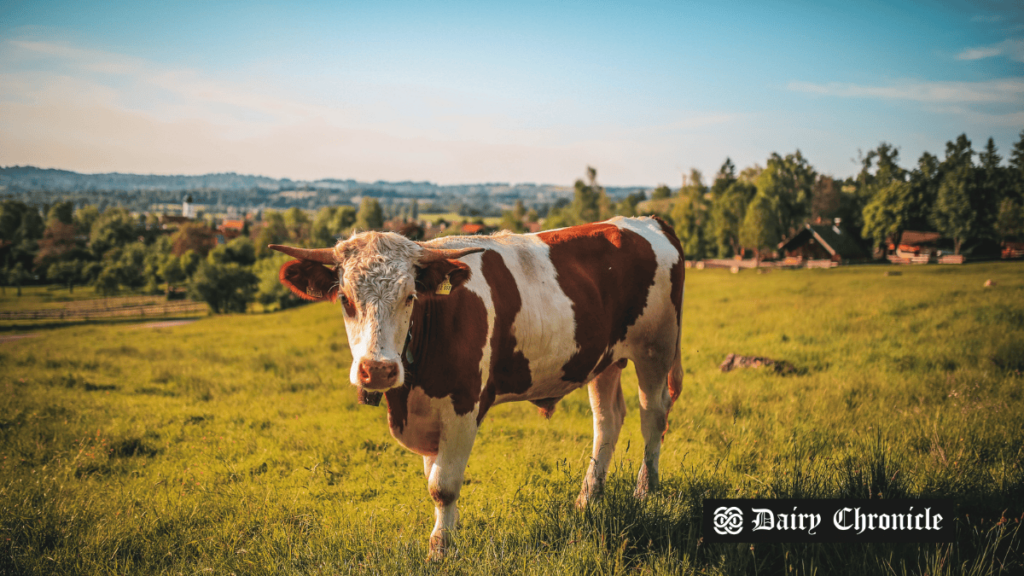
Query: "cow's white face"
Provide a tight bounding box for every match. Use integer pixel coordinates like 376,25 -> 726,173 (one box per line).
335,234 -> 420,389
271,232 -> 482,392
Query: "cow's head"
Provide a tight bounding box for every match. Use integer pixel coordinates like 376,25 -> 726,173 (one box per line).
270,232 -> 483,391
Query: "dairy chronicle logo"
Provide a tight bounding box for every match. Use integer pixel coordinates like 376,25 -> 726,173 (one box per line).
713,506 -> 744,535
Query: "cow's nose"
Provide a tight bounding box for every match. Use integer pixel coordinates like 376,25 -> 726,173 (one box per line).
357,359 -> 399,389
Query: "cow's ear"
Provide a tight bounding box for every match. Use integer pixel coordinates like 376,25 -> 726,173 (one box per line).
415,259 -> 472,294
279,260 -> 339,302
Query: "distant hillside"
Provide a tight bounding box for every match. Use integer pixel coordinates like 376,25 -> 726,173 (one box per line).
0,165 -> 649,217
0,166 -> 296,192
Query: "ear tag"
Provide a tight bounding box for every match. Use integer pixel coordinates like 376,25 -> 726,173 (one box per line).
435,274 -> 453,295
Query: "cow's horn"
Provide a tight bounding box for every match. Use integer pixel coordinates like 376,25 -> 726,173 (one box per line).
417,246 -> 485,264
268,245 -> 336,264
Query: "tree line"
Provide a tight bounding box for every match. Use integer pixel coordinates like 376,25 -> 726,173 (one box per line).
0,196 -> 391,312
2,131 -> 1021,313
541,131 -> 1023,262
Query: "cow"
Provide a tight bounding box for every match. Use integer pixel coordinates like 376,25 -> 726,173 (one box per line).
270,216 -> 684,560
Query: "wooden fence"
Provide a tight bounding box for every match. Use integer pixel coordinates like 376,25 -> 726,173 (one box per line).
0,301 -> 208,321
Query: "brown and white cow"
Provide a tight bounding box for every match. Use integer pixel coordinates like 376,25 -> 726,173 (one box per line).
270,216 -> 684,560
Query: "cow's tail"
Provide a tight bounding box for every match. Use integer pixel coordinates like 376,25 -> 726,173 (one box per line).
667,337 -> 683,407
650,216 -> 685,408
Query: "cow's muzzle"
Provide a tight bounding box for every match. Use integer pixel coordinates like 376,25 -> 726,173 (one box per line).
357,359 -> 399,390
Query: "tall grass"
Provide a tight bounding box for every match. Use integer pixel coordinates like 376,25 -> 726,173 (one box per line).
1,262 -> 1022,574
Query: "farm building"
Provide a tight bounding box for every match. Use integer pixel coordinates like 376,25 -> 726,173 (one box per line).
218,219 -> 246,240
778,223 -> 867,264
890,230 -> 943,258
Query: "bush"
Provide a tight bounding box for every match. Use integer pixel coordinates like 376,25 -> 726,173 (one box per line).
187,261 -> 258,314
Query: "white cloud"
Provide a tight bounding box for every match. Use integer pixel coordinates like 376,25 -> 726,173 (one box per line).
0,37 -> 743,185
787,78 -> 1024,104
956,38 -> 1024,62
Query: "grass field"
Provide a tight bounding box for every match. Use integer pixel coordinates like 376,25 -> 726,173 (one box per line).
1,262 -> 1022,575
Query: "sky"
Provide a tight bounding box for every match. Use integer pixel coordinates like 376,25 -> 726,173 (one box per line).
1,0 -> 1022,186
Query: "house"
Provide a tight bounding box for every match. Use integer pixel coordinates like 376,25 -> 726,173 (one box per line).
1003,241 -> 1024,259
891,230 -> 942,258
461,223 -> 490,235
218,219 -> 246,240
778,223 -> 867,264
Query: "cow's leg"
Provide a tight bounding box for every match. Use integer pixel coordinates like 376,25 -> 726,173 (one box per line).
576,360 -> 626,508
633,359 -> 672,498
426,406 -> 478,561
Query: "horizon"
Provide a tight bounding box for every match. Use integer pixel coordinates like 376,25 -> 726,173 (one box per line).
2,0 -> 1022,187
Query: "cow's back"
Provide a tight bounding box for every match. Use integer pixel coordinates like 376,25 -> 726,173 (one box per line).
423,216 -> 684,411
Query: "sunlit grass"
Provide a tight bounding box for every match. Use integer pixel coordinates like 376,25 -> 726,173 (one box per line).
1,262 -> 1022,574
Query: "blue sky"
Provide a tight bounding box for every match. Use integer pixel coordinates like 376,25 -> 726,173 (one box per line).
1,0 -> 1021,185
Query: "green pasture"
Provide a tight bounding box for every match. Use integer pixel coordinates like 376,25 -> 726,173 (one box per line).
0,285 -> 110,311
1,262 -> 1022,575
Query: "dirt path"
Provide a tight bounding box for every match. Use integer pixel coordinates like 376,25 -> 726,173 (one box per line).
0,333 -> 39,344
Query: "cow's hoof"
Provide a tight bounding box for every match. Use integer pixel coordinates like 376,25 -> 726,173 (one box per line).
427,531 -> 449,562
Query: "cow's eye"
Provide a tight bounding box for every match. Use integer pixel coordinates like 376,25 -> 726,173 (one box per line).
405,294 -> 415,305
340,295 -> 355,316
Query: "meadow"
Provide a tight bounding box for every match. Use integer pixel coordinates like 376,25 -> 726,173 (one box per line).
1,262 -> 1022,575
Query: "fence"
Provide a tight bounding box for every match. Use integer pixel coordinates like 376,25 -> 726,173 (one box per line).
688,259 -> 836,270
0,301 -> 208,321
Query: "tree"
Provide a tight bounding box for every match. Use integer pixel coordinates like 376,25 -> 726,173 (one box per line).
512,200 -> 525,222
931,134 -> 998,254
255,254 -> 301,310
499,210 -> 526,233
74,206 -> 100,237
34,221 -> 85,274
208,237 -> 257,266
615,191 -> 646,217
709,181 -> 757,257
355,198 -> 384,231
739,193 -> 780,265
283,207 -> 311,242
671,169 -> 710,258
89,208 -> 139,256
811,175 -> 841,222
568,169 -> 605,224
254,211 -> 289,258
188,261 -> 258,314
171,222 -> 217,257
0,201 -> 45,274
1008,130 -> 1024,203
47,260 -> 82,293
862,181 -> 914,251
159,254 -> 187,296
932,165 -> 976,255
995,198 -> 1024,241
46,201 -> 75,227
311,206 -> 356,247
651,185 -> 671,200
756,150 -> 816,238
